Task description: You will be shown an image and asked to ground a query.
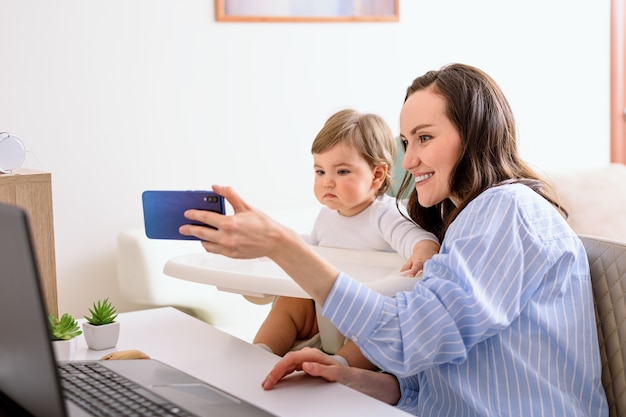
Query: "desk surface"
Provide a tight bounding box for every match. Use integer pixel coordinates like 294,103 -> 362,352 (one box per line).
74,307 -> 410,417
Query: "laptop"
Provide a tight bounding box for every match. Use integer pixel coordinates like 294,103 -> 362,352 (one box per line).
0,202 -> 275,417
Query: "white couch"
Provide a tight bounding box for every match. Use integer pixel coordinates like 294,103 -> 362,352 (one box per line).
117,164 -> 626,342
543,163 -> 626,242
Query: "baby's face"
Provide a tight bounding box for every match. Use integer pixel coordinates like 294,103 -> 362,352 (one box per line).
312,142 -> 380,217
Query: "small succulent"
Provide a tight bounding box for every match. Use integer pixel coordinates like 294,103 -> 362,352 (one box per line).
84,298 -> 118,326
48,313 -> 82,340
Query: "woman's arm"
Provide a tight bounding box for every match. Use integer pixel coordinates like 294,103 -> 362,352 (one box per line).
179,185 -> 339,304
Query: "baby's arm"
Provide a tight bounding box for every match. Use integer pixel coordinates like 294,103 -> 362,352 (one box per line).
400,239 -> 440,277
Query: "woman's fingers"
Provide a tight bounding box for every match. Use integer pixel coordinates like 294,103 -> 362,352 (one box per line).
261,347 -> 401,405
262,348 -> 337,390
212,185 -> 251,213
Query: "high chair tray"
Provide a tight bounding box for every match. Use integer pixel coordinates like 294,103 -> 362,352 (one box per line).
163,246 -> 420,299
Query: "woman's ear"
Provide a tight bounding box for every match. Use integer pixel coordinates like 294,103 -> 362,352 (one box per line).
372,164 -> 388,189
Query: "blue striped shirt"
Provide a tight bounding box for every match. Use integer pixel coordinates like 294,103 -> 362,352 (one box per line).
322,184 -> 608,416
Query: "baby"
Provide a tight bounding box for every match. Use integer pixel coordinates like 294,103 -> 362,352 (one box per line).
253,109 -> 439,368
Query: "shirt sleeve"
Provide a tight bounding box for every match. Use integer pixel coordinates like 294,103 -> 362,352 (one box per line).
374,197 -> 439,259
322,186 -> 554,377
395,375 -> 420,414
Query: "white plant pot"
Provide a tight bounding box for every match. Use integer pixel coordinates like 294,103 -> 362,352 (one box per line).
52,338 -> 77,361
82,322 -> 120,351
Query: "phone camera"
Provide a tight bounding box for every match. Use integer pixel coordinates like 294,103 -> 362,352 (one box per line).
205,195 -> 218,203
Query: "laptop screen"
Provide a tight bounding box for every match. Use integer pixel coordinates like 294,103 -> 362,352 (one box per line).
0,203 -> 67,416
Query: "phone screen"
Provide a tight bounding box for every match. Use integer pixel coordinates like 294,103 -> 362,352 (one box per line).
142,190 -> 225,240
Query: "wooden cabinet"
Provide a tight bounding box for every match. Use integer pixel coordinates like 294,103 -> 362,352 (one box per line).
0,168 -> 58,316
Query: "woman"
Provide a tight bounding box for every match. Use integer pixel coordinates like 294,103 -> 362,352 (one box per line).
180,63 -> 608,416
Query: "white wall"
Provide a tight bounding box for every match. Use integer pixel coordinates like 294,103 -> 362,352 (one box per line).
0,0 -> 610,317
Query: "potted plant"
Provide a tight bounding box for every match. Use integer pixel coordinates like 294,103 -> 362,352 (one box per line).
49,313 -> 82,361
82,298 -> 120,350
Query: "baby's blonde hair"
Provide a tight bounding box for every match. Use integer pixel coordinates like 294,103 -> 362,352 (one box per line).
311,109 -> 396,196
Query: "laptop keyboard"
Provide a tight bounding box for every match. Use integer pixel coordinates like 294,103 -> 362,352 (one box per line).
58,362 -> 195,416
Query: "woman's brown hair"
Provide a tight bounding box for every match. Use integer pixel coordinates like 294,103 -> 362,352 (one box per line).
396,63 -> 565,241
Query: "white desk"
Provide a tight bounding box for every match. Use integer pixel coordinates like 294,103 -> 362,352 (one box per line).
74,307 -> 410,417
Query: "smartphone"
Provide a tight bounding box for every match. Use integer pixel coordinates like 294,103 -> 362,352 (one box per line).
142,190 -> 225,240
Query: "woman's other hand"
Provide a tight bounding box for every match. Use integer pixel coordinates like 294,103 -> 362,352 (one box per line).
262,347 -> 401,406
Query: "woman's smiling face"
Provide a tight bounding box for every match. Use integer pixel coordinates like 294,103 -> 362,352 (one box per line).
400,88 -> 463,208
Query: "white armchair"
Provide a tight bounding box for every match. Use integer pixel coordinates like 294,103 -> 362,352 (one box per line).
580,235 -> 626,417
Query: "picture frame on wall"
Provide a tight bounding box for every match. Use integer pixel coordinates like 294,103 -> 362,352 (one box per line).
215,0 -> 399,23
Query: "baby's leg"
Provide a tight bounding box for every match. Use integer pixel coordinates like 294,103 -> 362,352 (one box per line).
253,296 -> 318,356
